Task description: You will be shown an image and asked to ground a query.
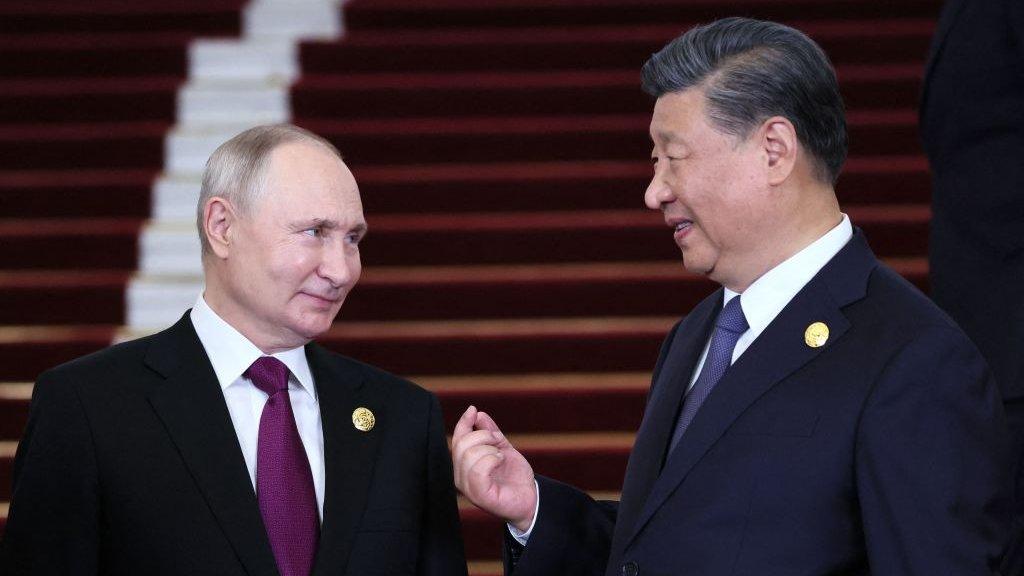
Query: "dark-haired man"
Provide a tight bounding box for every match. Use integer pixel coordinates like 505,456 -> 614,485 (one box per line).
453,17 -> 1010,576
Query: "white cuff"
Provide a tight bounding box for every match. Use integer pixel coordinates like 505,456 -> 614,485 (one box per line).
506,479 -> 540,546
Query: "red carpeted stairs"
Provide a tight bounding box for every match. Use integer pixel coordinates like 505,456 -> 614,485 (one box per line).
1,1 -> 939,573
0,0 -> 246,537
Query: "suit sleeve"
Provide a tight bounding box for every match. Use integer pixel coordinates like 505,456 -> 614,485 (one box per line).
503,319 -> 682,576
855,326 -> 1011,575
505,476 -> 617,576
418,393 -> 468,576
1,369 -> 100,575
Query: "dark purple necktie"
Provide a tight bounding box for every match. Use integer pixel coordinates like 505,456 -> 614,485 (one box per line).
245,356 -> 319,576
669,296 -> 749,453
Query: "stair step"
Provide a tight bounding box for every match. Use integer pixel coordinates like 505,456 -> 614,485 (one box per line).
156,111 -> 924,174
0,2 -> 244,36
303,111 -> 921,167
1,122 -> 166,171
0,384 -> 31,440
0,77 -> 179,125
293,64 -> 923,118
342,1 -> 942,30
0,32 -> 198,79
0,219 -> 141,271
303,20 -> 935,73
0,169 -> 153,219
0,271 -> 128,325
0,441 -> 17,501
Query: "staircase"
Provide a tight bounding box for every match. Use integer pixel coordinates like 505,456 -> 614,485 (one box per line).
1,1 -> 939,573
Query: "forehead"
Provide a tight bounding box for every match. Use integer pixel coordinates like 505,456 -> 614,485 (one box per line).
261,141 -> 363,215
649,89 -> 712,144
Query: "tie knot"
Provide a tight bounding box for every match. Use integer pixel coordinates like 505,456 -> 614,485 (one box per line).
245,356 -> 290,396
717,296 -> 749,334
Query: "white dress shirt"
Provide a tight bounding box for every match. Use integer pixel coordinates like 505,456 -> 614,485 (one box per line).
510,213 -> 854,544
190,294 -> 326,520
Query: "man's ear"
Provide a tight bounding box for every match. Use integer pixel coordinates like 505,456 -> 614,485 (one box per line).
204,197 -> 236,259
760,116 -> 798,186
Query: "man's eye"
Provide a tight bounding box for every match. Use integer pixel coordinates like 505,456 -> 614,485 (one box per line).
303,227 -> 322,237
346,233 -> 362,246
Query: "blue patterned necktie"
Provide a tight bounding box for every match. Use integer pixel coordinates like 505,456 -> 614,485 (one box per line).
668,296 -> 749,453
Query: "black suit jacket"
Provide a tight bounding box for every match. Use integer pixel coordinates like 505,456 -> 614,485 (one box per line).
1,314 -> 467,576
921,2 -> 1024,571
508,231 -> 1010,576
920,0 -> 1024,402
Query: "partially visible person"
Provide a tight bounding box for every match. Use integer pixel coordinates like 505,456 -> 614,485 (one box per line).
920,1 -> 1024,572
454,17 -> 1012,576
1,124 -> 467,576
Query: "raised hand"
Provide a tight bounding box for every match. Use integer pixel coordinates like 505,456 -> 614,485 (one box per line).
451,405 -> 538,532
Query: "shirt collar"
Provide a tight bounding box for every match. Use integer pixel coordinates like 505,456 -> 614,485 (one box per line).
189,293 -> 317,402
731,213 -> 853,336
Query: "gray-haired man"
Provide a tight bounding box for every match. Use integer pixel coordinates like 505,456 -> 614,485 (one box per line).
3,124 -> 468,576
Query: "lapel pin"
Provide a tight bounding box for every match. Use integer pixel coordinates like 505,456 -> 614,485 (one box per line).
804,322 -> 830,348
352,407 -> 375,432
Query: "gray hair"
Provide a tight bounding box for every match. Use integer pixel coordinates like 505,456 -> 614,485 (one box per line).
196,123 -> 343,255
641,17 -> 847,184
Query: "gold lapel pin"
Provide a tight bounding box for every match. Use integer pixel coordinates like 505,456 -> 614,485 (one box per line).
352,407 -> 375,432
804,322 -> 830,348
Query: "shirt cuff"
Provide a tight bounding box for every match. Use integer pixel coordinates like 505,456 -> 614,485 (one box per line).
506,479 -> 540,546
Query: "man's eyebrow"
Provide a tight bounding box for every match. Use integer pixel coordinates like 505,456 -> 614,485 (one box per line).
652,130 -> 685,145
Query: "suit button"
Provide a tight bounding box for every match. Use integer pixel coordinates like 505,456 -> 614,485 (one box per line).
621,561 -> 639,576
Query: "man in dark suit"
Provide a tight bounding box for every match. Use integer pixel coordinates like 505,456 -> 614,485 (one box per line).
453,18 -> 1011,575
1,124 -> 467,576
920,1 -> 1024,572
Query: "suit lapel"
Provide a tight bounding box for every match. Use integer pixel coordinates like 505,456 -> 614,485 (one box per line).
610,290 -> 720,554
145,314 -> 279,576
307,344 -> 388,576
623,231 -> 878,548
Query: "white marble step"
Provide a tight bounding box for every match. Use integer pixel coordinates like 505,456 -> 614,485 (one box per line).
178,80 -> 291,127
165,124 -> 266,174
127,275 -> 203,330
244,0 -> 344,40
139,221 -> 203,277
189,38 -> 300,83
152,175 -> 202,221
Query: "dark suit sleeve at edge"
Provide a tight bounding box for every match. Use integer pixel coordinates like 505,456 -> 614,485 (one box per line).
855,326 -> 1012,575
418,392 -> 468,576
502,319 -> 681,576
1,369 -> 100,575
505,476 -> 617,576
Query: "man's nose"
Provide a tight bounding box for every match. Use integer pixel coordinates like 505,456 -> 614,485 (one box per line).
645,174 -> 675,210
319,243 -> 359,288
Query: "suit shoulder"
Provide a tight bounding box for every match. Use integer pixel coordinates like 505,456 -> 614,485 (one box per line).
40,332 -> 156,381
852,263 -> 984,368
35,330 -> 164,396
864,263 -> 961,333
